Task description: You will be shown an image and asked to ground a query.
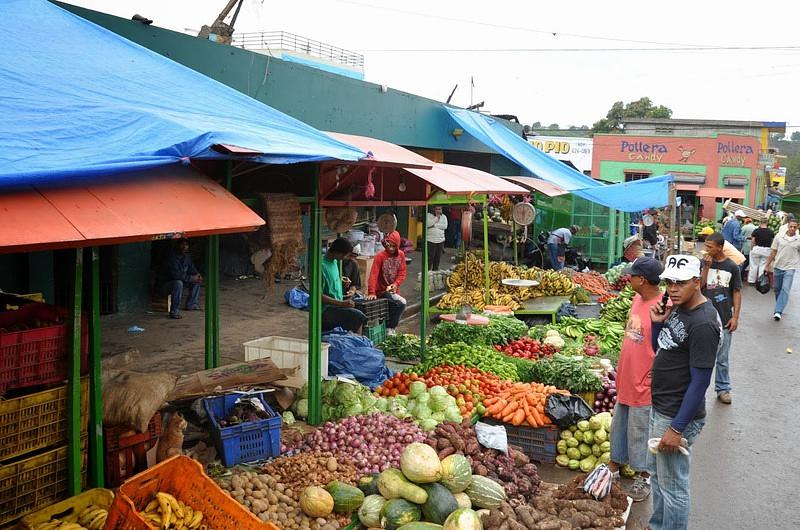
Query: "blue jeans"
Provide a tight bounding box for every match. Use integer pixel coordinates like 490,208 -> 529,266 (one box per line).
610,403 -> 651,472
714,329 -> 732,394
159,279 -> 201,316
648,409 -> 706,530
773,268 -> 795,315
547,243 -> 564,270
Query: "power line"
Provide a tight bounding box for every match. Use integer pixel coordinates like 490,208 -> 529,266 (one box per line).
356,45 -> 800,53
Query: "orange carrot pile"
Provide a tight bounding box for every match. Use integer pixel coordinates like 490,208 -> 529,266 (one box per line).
483,382 -> 569,427
571,271 -> 611,296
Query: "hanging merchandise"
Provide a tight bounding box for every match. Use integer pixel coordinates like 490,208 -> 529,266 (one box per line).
325,207 -> 359,233
259,193 -> 305,291
377,212 -> 398,235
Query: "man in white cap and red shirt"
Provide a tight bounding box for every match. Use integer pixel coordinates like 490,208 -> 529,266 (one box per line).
647,254 -> 722,530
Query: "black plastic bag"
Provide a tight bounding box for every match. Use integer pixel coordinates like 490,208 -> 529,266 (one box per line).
756,272 -> 771,294
545,394 -> 594,428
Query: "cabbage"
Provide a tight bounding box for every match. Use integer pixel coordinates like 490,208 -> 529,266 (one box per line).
295,399 -> 309,418
431,411 -> 446,422
409,381 -> 427,398
321,404 -> 335,421
583,430 -> 594,445
375,397 -> 389,412
446,395 -> 457,408
394,395 -> 409,407
579,455 -> 597,472
415,404 -> 432,420
406,399 -> 417,415
429,386 -> 448,397
282,411 -> 295,425
577,420 -> 591,432
322,380 -> 337,399
566,447 -> 581,460
578,443 -> 592,457
566,437 -> 579,448
588,415 -> 602,431
417,392 -> 431,404
599,452 -> 611,464
557,440 -> 568,454
346,403 -> 363,417
600,441 -> 611,453
390,403 -> 408,418
420,418 -> 438,432
431,394 -> 450,412
298,384 -> 309,399
445,407 -> 463,423
334,383 -> 359,406
361,393 -> 378,410
594,428 -> 608,443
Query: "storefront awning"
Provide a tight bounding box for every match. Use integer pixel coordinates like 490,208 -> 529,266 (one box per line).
325,132 -> 433,169
675,184 -> 701,192
500,176 -> 568,197
696,187 -> 746,199
0,165 -> 264,254
406,164 -> 527,195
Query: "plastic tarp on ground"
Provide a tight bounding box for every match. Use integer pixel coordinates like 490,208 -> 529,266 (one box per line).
0,0 -> 365,185
323,329 -> 393,389
445,107 -> 674,212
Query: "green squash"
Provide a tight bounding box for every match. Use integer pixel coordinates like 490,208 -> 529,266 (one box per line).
378,468 -> 428,504
442,508 -> 483,530
464,475 -> 506,509
358,494 -> 386,528
326,480 -> 365,513
381,498 -> 423,530
358,473 -> 381,496
452,492 -> 471,509
398,523 -> 444,530
420,483 -> 459,525
439,454 -> 473,493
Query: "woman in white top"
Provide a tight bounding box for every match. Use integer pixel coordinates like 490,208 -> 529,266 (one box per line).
426,206 -> 448,270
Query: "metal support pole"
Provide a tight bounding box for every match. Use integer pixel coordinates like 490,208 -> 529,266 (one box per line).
512,220 -> 518,266
88,248 -> 103,487
420,207 -> 429,359
617,212 -> 625,260
483,199 -> 490,305
307,168 -> 323,425
607,208 -> 616,268
204,234 -> 220,369
67,248 -> 83,496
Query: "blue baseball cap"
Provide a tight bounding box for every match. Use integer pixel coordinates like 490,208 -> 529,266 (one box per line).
623,257 -> 664,283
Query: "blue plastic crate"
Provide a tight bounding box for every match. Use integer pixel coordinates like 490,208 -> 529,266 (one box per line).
203,392 -> 281,466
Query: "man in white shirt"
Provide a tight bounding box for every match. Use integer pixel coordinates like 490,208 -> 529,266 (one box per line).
547,225 -> 579,270
765,218 -> 800,321
426,206 -> 448,270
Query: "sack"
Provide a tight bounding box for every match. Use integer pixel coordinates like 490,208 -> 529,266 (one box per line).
544,394 -> 593,428
756,272 -> 771,294
103,370 -> 177,431
284,286 -> 309,310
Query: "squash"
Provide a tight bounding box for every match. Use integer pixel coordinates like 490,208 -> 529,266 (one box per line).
439,454 -> 473,493
299,486 -> 334,517
400,443 -> 442,484
358,473 -> 381,496
442,508 -> 483,530
420,483 -> 459,525
464,476 -> 506,509
326,480 -> 365,513
398,523 -> 444,530
380,498 -> 422,530
378,468 -> 428,504
452,492 -> 471,509
358,494 -> 386,528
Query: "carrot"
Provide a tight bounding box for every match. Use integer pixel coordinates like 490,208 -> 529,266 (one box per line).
486,400 -> 506,416
483,396 -> 501,406
529,406 -> 543,427
511,408 -> 525,426
503,412 -> 516,423
522,399 -> 536,427
500,401 -> 519,417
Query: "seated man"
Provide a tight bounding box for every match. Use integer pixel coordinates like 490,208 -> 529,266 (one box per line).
322,238 -> 368,333
367,231 -> 408,335
341,245 -> 362,299
157,238 -> 202,319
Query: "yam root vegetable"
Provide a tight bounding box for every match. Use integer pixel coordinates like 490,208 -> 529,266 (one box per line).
437,447 -> 456,459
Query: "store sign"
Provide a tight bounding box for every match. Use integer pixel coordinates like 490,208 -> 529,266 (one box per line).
530,136 -> 593,173
718,140 -> 755,167
619,140 -> 669,162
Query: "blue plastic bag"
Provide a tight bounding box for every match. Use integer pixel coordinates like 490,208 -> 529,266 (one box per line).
284,287 -> 309,310
323,328 -> 393,389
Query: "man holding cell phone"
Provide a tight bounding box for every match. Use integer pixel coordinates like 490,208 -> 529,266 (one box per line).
647,254 -> 722,530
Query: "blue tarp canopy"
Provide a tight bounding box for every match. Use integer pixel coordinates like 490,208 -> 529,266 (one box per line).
445,107 -> 673,212
0,0 -> 366,185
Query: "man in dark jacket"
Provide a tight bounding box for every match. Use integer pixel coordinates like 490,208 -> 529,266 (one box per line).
157,238 -> 202,319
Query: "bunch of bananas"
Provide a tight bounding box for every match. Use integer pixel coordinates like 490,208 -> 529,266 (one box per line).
32,505 -> 108,530
139,492 -> 205,530
599,286 -> 635,324
536,269 -> 576,296
499,196 -> 514,222
554,316 -> 626,356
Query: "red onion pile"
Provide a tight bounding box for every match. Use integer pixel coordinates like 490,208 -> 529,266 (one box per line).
593,370 -> 617,413
295,413 -> 426,475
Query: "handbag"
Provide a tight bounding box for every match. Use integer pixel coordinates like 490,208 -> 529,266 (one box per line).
756,272 -> 771,294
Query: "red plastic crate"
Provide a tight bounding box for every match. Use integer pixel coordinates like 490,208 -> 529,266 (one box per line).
0,303 -> 88,395
103,412 -> 163,488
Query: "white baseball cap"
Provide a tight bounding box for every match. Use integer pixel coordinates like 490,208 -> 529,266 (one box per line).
734,209 -> 746,217
661,254 -> 702,282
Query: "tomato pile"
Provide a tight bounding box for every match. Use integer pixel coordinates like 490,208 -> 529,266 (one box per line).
493,337 -> 558,360
375,372 -> 423,397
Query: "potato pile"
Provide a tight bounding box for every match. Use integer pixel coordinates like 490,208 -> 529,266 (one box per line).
215,453 -> 357,530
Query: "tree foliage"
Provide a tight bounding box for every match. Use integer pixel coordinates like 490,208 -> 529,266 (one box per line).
791,131 -> 800,142
591,97 -> 673,135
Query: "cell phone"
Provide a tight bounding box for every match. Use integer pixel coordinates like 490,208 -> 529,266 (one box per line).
659,291 -> 669,314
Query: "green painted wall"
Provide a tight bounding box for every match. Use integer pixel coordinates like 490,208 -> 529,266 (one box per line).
58,3 -> 523,154
598,161 -> 707,183
117,243 -> 152,312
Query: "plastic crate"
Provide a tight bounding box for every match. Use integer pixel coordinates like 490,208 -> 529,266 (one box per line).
203,392 -> 281,467
103,412 -> 163,487
0,303 -> 89,395
105,456 -> 280,530
0,378 -> 89,462
483,419 -> 559,464
19,488 -> 114,529
365,321 -> 386,345
0,437 -> 88,527
354,298 -> 388,325
243,336 -> 329,381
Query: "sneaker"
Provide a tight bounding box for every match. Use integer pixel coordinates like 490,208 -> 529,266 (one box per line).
169,313 -> 182,319
629,475 -> 651,502
774,312 -> 782,321
717,391 -> 732,404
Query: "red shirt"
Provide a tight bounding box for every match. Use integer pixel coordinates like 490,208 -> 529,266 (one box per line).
615,293 -> 661,407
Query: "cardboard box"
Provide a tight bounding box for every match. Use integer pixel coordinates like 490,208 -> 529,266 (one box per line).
356,256 -> 374,286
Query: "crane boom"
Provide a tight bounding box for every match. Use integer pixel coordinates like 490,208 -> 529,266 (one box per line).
198,0 -> 245,45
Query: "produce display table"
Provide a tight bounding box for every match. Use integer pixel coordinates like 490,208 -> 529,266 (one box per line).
514,295 -> 570,323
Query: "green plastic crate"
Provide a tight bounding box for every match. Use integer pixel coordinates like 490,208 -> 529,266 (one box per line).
365,322 -> 386,345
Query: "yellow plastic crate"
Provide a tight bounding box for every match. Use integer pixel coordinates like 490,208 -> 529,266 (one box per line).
0,378 -> 89,462
19,488 -> 113,529
0,438 -> 87,526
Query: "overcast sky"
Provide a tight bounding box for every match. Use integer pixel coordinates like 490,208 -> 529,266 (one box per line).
67,0 -> 799,134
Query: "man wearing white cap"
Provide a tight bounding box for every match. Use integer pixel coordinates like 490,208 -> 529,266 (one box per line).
647,255 -> 722,530
721,209 -> 745,251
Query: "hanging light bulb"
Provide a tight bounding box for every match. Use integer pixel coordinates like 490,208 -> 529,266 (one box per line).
398,176 -> 407,192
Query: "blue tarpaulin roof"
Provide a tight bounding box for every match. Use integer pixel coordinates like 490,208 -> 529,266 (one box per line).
445,107 -> 673,212
0,0 -> 366,185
